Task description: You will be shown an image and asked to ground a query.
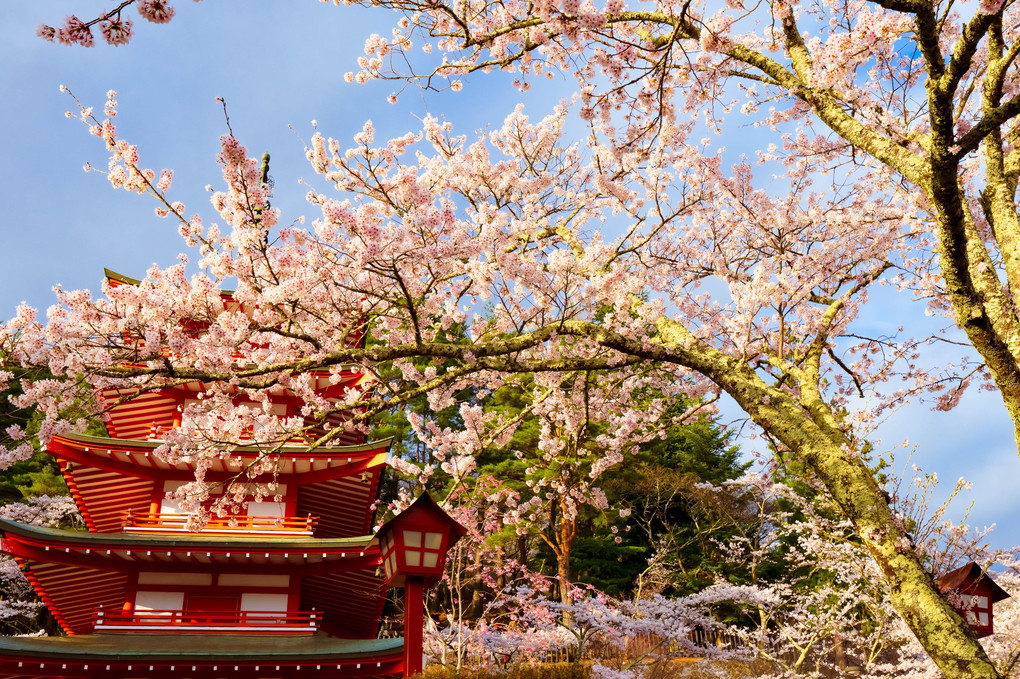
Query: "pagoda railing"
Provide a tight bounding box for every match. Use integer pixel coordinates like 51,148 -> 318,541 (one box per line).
121,511 -> 318,536
93,607 -> 321,634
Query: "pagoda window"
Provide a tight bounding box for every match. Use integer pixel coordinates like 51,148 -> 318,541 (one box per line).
185,595 -> 240,616
246,500 -> 285,518
180,399 -> 290,438
241,593 -> 289,615
160,480 -> 188,515
134,591 -> 185,615
963,594 -> 991,627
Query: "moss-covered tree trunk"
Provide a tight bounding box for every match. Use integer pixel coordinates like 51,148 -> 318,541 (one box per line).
660,328 -> 1001,679
559,317 -> 1005,679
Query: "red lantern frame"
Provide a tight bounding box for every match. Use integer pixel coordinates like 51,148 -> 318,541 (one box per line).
376,493 -> 467,676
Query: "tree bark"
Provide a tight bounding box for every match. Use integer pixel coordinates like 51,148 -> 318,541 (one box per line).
712,359 -> 1003,679
574,319 -> 1004,679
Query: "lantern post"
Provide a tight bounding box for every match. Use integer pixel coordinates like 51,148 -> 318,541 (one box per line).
377,493 -> 467,677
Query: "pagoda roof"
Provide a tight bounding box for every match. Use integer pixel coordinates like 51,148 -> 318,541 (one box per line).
51,431 -> 392,480
0,633 -> 402,678
97,374 -> 369,442
1,520 -> 388,637
0,518 -> 380,569
105,268 -> 236,297
50,432 -> 389,536
0,632 -> 401,660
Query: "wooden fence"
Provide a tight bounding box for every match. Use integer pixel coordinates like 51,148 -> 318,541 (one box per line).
538,629 -> 747,664
539,630 -> 868,677
404,622 -> 872,676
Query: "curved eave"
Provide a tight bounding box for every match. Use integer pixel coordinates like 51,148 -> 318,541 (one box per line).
0,519 -> 381,573
0,633 -> 403,661
54,430 -> 394,459
2,519 -> 389,638
50,431 -> 393,480
0,633 -> 403,678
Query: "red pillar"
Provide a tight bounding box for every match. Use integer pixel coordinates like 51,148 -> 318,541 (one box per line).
404,577 -> 425,677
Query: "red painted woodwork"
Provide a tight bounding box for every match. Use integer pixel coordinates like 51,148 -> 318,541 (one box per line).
123,511 -> 319,535
50,432 -> 389,535
937,561 -> 1011,638
403,578 -> 425,676
94,607 -> 321,634
98,371 -> 367,442
0,270 -> 412,678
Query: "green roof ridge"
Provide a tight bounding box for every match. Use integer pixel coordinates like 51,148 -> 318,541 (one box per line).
0,633 -> 402,660
57,430 -> 393,455
0,517 -> 377,549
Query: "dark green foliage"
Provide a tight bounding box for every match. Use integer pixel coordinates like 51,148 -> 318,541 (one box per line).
643,405 -> 747,485
0,367 -> 110,504
602,404 -> 753,596
569,532 -> 647,595
0,369 -> 67,503
472,388 -> 752,598
0,452 -> 66,503
473,383 -> 536,496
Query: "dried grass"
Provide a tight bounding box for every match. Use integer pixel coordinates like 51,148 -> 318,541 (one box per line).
412,658 -> 780,679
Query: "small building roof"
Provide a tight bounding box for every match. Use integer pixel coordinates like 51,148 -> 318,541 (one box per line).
382,493 -> 468,544
937,561 -> 1011,603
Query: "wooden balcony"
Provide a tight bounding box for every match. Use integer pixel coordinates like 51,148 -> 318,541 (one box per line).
93,608 -> 321,634
121,511 -> 319,536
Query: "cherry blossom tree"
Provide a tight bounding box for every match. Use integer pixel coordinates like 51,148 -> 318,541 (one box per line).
17,0 -> 1020,672
335,0 -> 1020,457
432,470 -> 1019,679
0,81 -> 987,674
38,0 -> 1020,462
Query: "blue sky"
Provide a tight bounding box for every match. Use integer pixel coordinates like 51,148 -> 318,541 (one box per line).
2,2 -> 1018,551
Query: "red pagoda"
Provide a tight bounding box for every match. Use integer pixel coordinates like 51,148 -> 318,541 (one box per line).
0,271 -> 445,679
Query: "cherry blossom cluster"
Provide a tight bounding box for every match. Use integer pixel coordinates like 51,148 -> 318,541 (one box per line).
0,88 -> 952,628
37,1 -> 204,47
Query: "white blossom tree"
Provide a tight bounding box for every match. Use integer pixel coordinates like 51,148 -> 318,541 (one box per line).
15,0 -> 1020,673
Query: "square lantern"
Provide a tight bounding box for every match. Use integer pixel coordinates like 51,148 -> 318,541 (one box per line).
937,561 -> 1011,638
376,492 -> 467,587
